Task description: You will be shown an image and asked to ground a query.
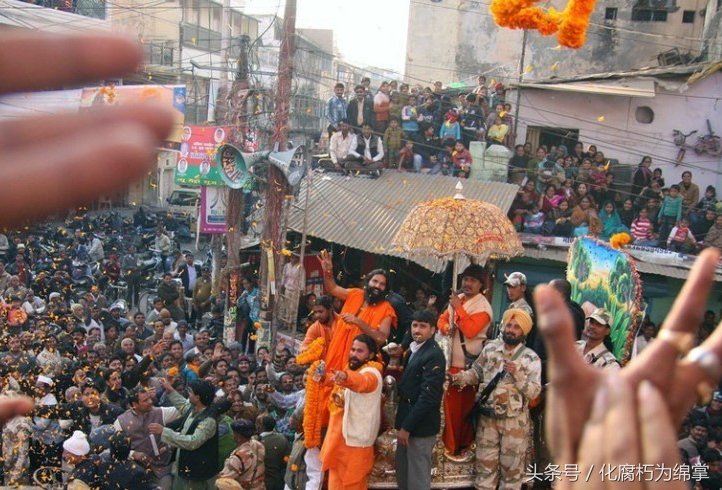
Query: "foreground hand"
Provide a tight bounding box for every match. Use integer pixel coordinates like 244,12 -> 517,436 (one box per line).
535,248 -> 722,482
147,423 -> 164,435
0,31 -> 174,228
318,250 -> 333,273
397,428 -> 410,447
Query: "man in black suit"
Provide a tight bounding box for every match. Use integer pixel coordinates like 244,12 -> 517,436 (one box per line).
395,309 -> 446,490
346,84 -> 375,131
175,252 -> 201,298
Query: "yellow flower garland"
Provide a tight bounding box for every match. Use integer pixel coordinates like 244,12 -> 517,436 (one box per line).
303,360 -> 323,449
297,337 -> 325,365
490,0 -> 596,48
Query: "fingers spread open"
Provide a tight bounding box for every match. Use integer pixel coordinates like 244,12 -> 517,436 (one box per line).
625,248 -> 720,389
534,284 -> 586,384
0,104 -> 175,151
0,121 -> 168,228
603,375 -> 643,490
637,381 -> 687,490
0,32 -> 142,94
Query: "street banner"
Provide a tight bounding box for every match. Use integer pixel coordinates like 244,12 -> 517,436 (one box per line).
567,237 -> 644,363
199,186 -> 228,234
79,85 -> 186,146
175,125 -> 232,186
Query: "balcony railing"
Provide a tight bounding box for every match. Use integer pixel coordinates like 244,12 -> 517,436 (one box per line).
144,42 -> 175,67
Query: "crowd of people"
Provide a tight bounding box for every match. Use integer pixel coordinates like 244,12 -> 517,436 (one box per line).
322,76 -> 507,177
507,147 -> 720,254
1,218 -> 721,490
0,27 -> 721,490
322,77 -> 721,256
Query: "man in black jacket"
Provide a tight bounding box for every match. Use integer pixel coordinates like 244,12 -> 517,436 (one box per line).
175,252 -> 201,298
346,84 -> 375,131
395,309 -> 446,490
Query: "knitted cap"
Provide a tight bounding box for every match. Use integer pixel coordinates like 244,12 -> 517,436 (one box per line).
63,430 -> 90,456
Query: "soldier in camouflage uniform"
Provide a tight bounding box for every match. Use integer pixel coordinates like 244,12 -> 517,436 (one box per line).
216,419 -> 266,490
575,308 -> 620,371
451,308 -> 541,490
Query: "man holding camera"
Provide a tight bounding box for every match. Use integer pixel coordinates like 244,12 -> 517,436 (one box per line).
450,309 -> 541,490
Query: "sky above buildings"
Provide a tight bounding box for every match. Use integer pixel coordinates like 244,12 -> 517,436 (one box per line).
242,0 -> 410,75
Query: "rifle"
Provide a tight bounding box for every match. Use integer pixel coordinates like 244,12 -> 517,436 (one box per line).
465,369 -> 505,432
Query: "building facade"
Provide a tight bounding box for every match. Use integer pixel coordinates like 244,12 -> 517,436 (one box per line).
405,0 -> 721,85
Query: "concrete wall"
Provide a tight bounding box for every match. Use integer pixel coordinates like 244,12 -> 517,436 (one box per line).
514,71 -> 722,191
406,0 -> 712,85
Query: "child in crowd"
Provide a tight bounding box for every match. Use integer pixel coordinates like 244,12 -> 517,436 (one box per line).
523,203 -> 545,234
401,95 -> 420,135
451,141 -> 472,178
667,217 -> 696,253
439,110 -> 461,141
389,92 -> 402,122
658,184 -> 683,242
383,117 -> 405,168
437,138 -> 455,176
397,140 -> 415,171
652,167 -> 665,188
631,207 -> 658,247
560,178 -> 576,202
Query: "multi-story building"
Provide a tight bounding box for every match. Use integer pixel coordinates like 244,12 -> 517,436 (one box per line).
405,0 -> 722,85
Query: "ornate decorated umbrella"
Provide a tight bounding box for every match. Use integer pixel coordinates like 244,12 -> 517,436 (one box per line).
392,181 -> 523,272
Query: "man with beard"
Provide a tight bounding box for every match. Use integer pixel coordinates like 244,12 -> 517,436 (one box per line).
317,250 -> 396,371
395,310 -> 446,490
450,309 -> 541,489
320,334 -> 383,490
438,264 -> 493,455
678,419 -> 708,461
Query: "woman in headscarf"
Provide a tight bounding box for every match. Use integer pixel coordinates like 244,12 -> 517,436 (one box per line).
598,201 -> 629,241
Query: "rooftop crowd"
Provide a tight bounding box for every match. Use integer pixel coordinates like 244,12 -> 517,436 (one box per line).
322,76 -> 720,255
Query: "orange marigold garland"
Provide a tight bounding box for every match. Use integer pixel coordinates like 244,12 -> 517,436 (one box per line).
303,360 -> 323,449
490,0 -> 595,48
297,338 -> 325,365
609,232 -> 632,250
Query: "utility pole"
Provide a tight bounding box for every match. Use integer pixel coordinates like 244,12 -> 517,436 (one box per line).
513,29 -> 528,144
225,35 -> 251,271
260,0 -> 296,347
218,0 -> 252,341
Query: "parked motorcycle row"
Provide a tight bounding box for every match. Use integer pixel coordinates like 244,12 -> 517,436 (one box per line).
2,207 -> 210,316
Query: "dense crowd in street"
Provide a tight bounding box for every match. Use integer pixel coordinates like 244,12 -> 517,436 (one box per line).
0,211 -> 720,489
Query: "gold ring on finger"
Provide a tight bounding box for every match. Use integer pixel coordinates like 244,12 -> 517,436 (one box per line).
657,330 -> 695,356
